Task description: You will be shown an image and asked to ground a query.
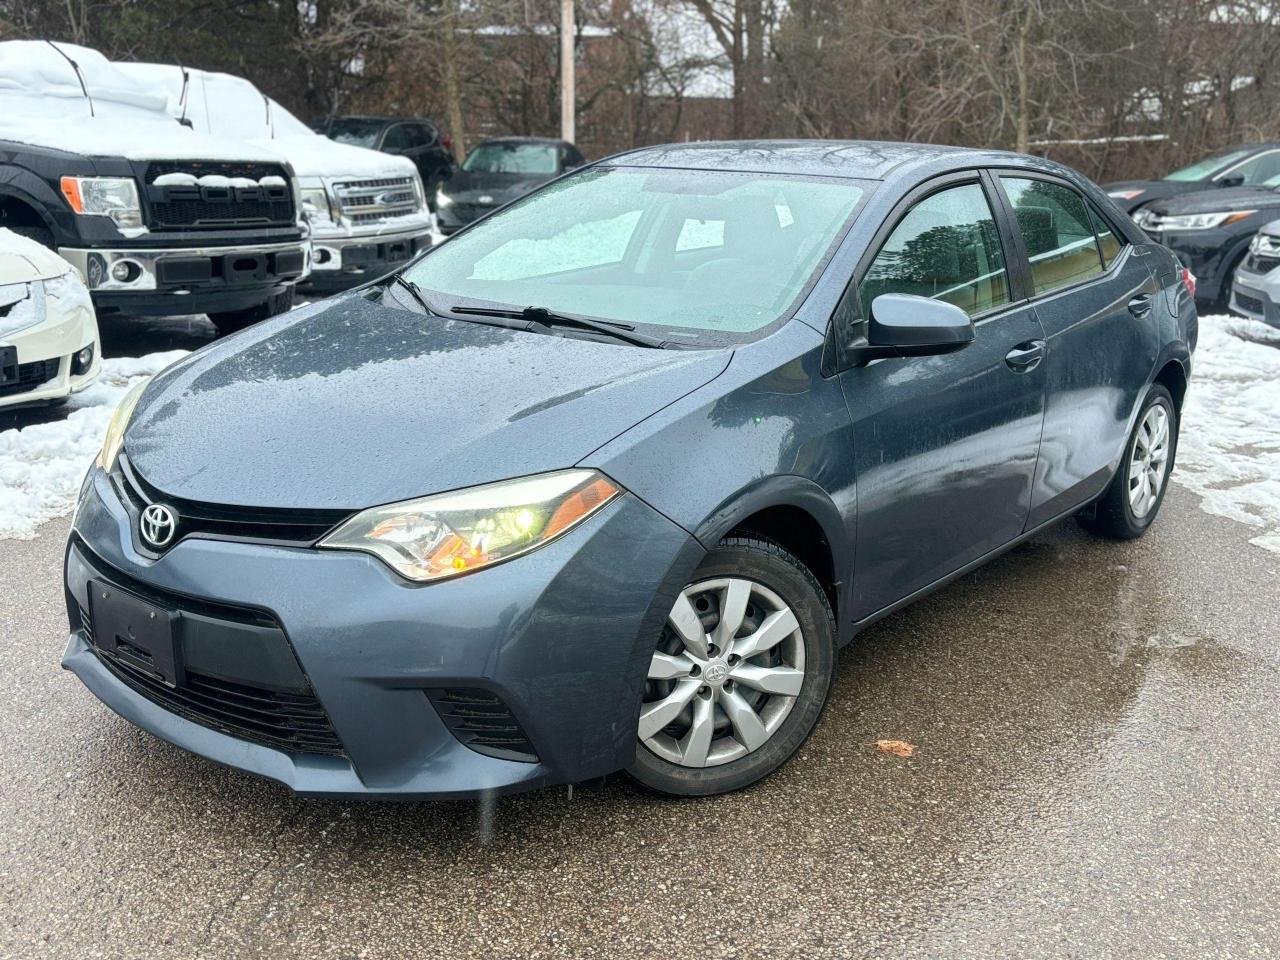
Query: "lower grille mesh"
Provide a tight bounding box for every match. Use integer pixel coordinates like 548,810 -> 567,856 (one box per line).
427,688 -> 538,763
80,603 -> 344,757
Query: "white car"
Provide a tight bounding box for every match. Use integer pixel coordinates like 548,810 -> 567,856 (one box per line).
116,63 -> 435,292
0,228 -> 100,411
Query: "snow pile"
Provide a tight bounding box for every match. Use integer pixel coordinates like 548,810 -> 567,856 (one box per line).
1172,314 -> 1280,553
0,351 -> 186,539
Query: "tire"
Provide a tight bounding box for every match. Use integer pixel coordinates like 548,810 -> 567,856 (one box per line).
627,535 -> 836,797
208,286 -> 295,335
1079,383 -> 1178,539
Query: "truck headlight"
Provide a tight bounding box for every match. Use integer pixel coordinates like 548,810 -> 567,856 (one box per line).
299,184 -> 336,225
319,470 -> 621,582
95,379 -> 148,471
59,176 -> 143,230
411,174 -> 428,212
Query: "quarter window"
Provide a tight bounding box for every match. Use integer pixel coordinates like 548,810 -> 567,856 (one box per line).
1087,201 -> 1124,268
1000,177 -> 1103,295
859,183 -> 1010,318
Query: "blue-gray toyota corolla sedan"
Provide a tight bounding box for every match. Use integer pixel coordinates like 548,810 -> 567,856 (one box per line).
64,141 -> 1198,798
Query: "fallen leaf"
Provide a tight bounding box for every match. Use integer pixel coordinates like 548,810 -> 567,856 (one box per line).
875,739 -> 915,757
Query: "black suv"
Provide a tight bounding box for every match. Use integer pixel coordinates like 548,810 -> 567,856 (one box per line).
318,116 -> 456,204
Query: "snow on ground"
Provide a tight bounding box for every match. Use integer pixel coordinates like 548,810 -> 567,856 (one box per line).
0,313 -> 1277,546
0,351 -> 186,539
1172,314 -> 1280,554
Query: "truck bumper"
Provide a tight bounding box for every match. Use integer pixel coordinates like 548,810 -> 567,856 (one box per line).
305,224 -> 433,293
60,240 -> 310,317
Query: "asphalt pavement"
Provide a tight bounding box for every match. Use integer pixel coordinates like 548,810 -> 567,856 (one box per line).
1,481 -> 1277,959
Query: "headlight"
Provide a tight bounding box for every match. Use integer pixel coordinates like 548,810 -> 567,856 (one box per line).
299,184 -> 336,225
1108,189 -> 1145,200
411,174 -> 428,212
1159,210 -> 1255,230
435,187 -> 453,208
319,470 -> 622,582
59,176 -> 143,230
95,379 -> 148,471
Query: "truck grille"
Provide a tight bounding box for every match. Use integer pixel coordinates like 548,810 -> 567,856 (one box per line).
333,176 -> 420,224
143,161 -> 295,231
0,357 -> 59,397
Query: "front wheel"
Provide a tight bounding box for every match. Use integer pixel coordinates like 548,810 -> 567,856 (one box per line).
627,536 -> 835,797
1079,383 -> 1178,539
208,287 -> 296,336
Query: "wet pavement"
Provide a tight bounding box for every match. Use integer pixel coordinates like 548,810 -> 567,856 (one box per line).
1,482 -> 1277,959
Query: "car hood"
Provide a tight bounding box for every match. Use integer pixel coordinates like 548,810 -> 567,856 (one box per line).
254,133 -> 417,181
124,294 -> 731,510
0,227 -> 72,283
444,170 -> 551,204
1148,185 -> 1280,215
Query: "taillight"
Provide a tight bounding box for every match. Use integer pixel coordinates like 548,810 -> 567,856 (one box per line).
1180,267 -> 1197,299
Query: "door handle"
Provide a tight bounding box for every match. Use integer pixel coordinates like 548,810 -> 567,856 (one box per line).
1005,339 -> 1045,373
1128,293 -> 1153,318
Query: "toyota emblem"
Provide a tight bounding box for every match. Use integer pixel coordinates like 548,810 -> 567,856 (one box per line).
139,503 -> 177,549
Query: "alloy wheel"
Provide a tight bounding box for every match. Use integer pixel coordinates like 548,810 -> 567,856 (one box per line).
639,577 -> 805,768
1129,403 -> 1171,518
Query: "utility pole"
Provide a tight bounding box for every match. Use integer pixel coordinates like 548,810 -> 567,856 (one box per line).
560,0 -> 575,144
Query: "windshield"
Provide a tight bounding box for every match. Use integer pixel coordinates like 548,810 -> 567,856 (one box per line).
1164,148 -> 1252,182
463,142 -> 558,174
404,166 -> 865,343
326,118 -> 383,148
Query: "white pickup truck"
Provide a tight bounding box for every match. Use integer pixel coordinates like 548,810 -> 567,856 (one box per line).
119,63 -> 434,292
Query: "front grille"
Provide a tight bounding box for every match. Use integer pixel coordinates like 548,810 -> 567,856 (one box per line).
76,598 -> 344,757
428,688 -> 538,762
1245,253 -> 1280,274
0,357 -> 59,397
143,161 -> 295,231
1235,289 -> 1267,315
113,455 -> 351,552
333,176 -> 420,225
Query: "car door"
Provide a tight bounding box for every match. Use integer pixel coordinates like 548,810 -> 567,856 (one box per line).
992,173 -> 1161,525
836,172 -> 1048,620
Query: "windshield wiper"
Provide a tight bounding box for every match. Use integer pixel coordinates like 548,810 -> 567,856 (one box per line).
386,275 -> 438,314
452,305 -> 667,348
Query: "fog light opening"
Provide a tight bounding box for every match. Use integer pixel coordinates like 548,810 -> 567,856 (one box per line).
71,343 -> 95,376
110,260 -> 142,284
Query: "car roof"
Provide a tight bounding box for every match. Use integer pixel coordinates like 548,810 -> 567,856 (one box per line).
603,139 -> 1028,181
328,115 -> 435,126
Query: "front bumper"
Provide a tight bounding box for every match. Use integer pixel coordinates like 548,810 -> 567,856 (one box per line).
59,240 -> 310,317
62,467 -> 701,798
1139,227 -> 1236,301
0,277 -> 100,411
306,222 -> 433,291
1230,264 -> 1280,328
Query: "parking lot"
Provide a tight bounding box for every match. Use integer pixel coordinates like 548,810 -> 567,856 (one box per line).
1,309 -> 1278,958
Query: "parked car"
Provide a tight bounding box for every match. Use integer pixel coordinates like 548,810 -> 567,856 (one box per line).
434,137 -> 585,235
0,42 -> 309,334
317,115 -> 455,204
1105,142 -> 1280,214
1131,173 -> 1280,306
1229,220 -> 1280,327
118,64 -> 433,293
63,141 -> 1195,799
0,228 -> 99,411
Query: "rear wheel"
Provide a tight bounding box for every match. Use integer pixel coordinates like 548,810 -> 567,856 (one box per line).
208,287 -> 295,335
1079,383 -> 1178,539
628,536 -> 835,797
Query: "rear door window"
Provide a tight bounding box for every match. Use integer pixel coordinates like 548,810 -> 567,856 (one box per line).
1000,177 -> 1104,296
859,183 -> 1010,318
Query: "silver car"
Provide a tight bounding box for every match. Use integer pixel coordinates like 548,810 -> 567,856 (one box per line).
1230,222 -> 1280,326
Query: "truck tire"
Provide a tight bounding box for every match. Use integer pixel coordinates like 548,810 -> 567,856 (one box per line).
208,287 -> 296,336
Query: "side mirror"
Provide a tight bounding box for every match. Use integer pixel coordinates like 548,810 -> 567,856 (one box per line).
865,293 -> 975,359
1218,174 -> 1245,188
